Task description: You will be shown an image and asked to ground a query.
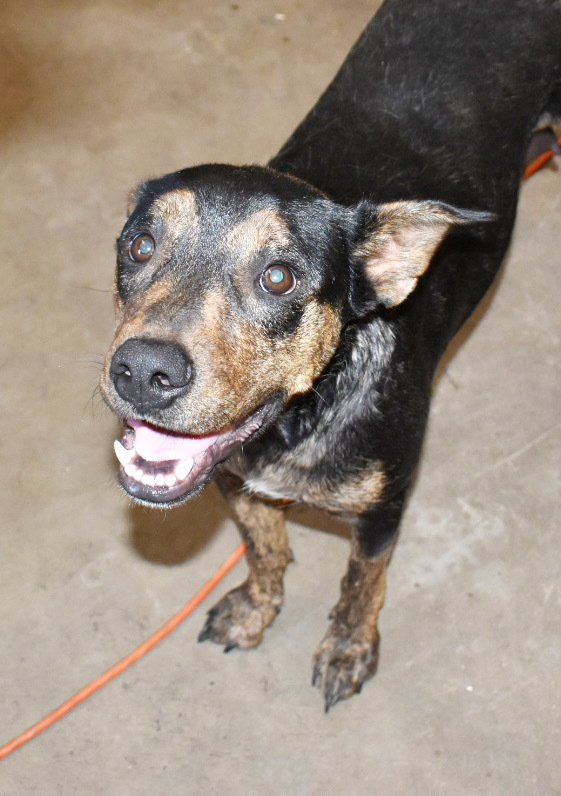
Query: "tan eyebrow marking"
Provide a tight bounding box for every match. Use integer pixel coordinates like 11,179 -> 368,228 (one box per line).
152,189 -> 200,241
224,208 -> 291,259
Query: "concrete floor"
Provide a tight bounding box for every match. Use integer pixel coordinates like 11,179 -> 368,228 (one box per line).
1,0 -> 559,792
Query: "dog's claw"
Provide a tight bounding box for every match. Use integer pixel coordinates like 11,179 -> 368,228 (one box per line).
311,660 -> 321,688
224,641 -> 238,654
324,692 -> 337,714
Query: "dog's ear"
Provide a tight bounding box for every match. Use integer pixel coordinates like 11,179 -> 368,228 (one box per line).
352,200 -> 491,308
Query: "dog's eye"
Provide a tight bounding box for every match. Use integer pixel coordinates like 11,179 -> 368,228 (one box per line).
259,264 -> 297,295
130,234 -> 155,263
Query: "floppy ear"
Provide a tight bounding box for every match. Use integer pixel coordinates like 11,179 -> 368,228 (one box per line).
353,200 -> 491,307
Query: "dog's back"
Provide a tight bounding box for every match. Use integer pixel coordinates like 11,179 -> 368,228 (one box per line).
272,0 -> 561,207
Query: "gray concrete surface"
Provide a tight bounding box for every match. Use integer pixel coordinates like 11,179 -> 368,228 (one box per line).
0,0 -> 559,792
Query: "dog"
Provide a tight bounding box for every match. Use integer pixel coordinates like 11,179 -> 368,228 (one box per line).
100,0 -> 561,710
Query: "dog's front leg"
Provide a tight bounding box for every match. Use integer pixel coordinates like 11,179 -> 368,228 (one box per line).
198,472 -> 291,651
313,491 -> 406,711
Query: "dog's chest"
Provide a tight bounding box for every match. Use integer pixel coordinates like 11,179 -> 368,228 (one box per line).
229,320 -> 394,515
228,431 -> 325,501
229,432 -> 385,517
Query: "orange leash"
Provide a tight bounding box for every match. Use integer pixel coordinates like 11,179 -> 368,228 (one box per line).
523,134 -> 561,180
0,542 -> 246,761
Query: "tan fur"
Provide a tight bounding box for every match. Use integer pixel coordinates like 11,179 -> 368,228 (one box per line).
301,465 -> 386,514
239,426 -> 386,514
111,274 -> 177,346
225,479 -> 291,608
224,208 -> 291,259
312,537 -> 395,701
176,290 -> 342,432
101,275 -> 178,394
357,200 -> 458,306
152,189 -> 199,241
196,474 -> 290,649
333,534 -> 393,636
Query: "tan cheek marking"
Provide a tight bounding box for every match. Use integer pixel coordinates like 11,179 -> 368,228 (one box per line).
178,291 -> 255,425
284,302 -> 341,395
181,294 -> 343,429
224,208 -> 291,260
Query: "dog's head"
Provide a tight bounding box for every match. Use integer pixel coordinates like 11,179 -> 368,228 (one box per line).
101,164 -> 480,506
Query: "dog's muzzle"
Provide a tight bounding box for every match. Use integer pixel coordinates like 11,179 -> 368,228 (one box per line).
106,336 -> 282,506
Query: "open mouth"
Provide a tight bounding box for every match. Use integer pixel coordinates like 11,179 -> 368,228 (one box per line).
112,404 -> 275,505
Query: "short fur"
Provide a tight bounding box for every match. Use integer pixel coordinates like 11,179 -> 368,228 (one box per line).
101,0 -> 561,709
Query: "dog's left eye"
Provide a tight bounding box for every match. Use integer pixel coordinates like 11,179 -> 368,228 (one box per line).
130,234 -> 155,263
259,264 -> 297,295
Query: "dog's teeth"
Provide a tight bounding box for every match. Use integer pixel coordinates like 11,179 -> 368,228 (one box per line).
142,474 -> 155,487
175,458 -> 194,481
165,474 -> 177,487
126,466 -> 143,482
114,440 -> 135,466
155,473 -> 166,487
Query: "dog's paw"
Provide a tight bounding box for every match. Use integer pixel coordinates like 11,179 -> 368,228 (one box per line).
198,583 -> 280,651
312,631 -> 379,712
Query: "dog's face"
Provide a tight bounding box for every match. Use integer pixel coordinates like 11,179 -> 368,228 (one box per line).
101,164 -> 476,506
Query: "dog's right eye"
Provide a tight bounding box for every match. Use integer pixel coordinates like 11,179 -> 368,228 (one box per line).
129,234 -> 155,263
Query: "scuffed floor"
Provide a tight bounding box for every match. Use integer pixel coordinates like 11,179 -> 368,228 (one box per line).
0,1 -> 559,792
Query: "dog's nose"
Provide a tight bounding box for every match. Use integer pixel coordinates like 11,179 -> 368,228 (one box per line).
110,338 -> 193,412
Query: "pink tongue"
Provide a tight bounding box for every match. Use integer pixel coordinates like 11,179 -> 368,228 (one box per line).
128,419 -> 219,463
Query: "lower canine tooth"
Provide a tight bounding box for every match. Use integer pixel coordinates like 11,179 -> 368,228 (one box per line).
175,458 -> 194,481
124,463 -> 136,477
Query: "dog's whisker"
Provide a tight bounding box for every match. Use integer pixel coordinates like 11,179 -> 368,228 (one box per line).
71,284 -> 112,293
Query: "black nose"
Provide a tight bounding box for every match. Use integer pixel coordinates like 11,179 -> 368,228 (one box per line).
110,338 -> 193,412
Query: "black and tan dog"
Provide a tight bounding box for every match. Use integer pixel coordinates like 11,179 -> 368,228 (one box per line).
101,0 -> 561,710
